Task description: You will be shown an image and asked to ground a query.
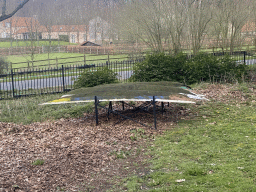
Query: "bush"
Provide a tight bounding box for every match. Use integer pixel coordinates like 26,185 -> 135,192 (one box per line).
0,57 -> 9,74
129,52 -> 187,83
59,35 -> 69,42
130,52 -> 248,85
74,67 -> 118,88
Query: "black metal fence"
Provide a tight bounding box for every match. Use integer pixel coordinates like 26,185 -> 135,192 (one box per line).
0,50 -> 256,100
212,51 -> 256,65
0,59 -> 143,99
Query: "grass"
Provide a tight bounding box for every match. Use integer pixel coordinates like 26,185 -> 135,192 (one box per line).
3,82 -> 256,191
7,52 -> 129,69
120,83 -> 256,191
0,40 -> 77,48
0,94 -> 94,124
31,159 -> 45,166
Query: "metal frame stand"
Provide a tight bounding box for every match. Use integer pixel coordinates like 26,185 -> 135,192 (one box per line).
94,95 -> 161,129
95,96 -> 99,125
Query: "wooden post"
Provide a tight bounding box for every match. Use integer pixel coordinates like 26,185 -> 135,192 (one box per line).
84,54 -> 86,65
108,53 -> 110,64
56,57 -> 58,67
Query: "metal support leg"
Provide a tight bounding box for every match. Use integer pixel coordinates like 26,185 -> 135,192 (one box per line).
122,101 -> 125,110
95,96 -> 99,126
153,96 -> 157,129
168,102 -> 170,107
161,102 -> 164,115
107,101 -> 112,119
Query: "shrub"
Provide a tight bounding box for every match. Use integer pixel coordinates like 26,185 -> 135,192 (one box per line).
59,35 -> 69,42
129,52 -> 187,83
74,67 -> 118,88
130,52 -> 248,85
0,57 -> 9,74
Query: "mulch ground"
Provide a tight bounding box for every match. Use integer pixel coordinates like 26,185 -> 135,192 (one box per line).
0,101 -> 190,192
1,83 -> 254,192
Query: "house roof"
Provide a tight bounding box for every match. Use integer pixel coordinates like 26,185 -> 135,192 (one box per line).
0,17 -> 88,35
241,22 -> 256,33
13,25 -> 46,35
80,41 -> 100,46
1,17 -> 40,28
50,25 -> 88,32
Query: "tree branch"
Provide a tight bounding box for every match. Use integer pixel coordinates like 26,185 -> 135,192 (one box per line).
0,0 -> 29,22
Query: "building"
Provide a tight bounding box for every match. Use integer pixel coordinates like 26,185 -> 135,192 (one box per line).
0,16 -> 42,40
0,16 -> 116,45
41,25 -> 88,44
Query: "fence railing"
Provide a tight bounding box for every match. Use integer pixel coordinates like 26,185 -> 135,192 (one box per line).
0,58 -> 143,99
9,54 -> 136,70
1,50 -> 256,100
0,45 -> 142,56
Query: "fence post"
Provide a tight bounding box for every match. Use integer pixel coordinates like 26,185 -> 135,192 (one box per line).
84,54 -> 86,65
11,69 -> 15,98
108,53 -> 110,64
28,62 -> 30,69
62,65 -> 65,92
56,57 -> 58,67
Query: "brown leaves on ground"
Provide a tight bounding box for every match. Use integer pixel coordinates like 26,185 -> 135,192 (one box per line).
0,102 -> 189,192
3,82 -> 250,191
193,83 -> 256,103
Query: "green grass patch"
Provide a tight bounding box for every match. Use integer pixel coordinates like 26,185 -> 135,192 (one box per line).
0,94 -> 94,124
0,41 -> 77,48
7,53 -> 129,69
122,85 -> 256,191
31,159 -> 44,166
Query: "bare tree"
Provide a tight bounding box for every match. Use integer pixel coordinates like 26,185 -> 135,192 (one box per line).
0,0 -> 29,22
122,0 -> 166,52
210,0 -> 251,52
184,0 -> 212,54
161,0 -> 187,54
24,16 -> 42,67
